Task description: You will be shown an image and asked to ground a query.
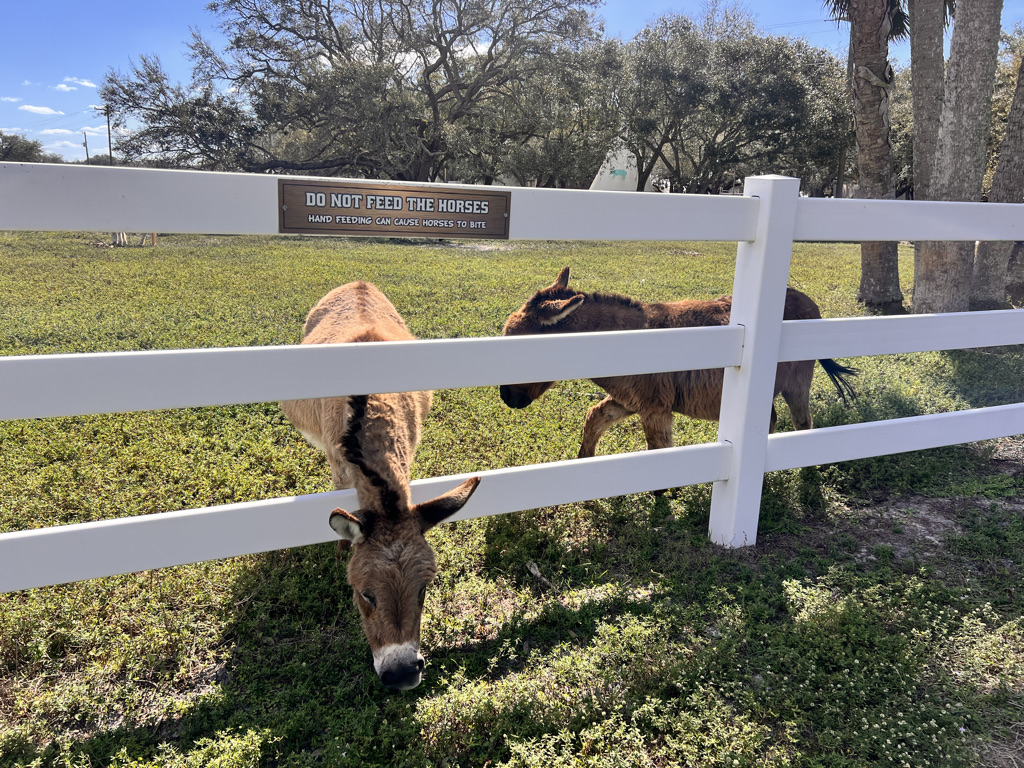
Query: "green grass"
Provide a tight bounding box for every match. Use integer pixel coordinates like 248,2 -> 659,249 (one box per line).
1,231 -> 1022,767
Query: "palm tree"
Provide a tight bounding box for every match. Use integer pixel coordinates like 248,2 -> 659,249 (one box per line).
911,0 -> 1003,314
823,0 -> 909,314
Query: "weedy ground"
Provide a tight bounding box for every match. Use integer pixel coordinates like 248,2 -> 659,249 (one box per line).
0,232 -> 1022,767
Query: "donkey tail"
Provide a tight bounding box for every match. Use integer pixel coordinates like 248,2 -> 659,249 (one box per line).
817,359 -> 857,405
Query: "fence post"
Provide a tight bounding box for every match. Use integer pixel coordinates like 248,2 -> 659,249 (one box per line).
708,175 -> 801,547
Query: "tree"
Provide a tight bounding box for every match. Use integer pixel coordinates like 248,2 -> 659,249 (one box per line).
450,40 -> 621,187
0,131 -> 63,163
906,0 -> 947,202
824,0 -> 908,314
971,29 -> 1024,307
612,14 -> 706,192
615,8 -> 851,196
101,55 -> 266,171
102,0 -> 601,181
888,66 -> 915,199
912,0 -> 1004,314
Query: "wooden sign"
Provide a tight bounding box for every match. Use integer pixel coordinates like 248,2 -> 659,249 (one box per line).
279,180 -> 511,239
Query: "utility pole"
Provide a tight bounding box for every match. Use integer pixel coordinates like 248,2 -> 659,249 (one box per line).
104,106 -> 113,165
82,132 -> 90,163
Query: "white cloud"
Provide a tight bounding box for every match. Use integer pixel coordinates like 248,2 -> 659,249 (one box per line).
1,97 -> 22,103
64,77 -> 96,88
40,128 -> 75,135
81,125 -> 105,135
48,140 -> 83,150
22,80 -> 37,86
53,84 -> 77,92
19,105 -> 65,115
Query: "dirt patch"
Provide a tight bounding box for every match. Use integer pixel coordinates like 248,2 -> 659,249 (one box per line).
992,436 -> 1024,478
982,721 -> 1024,768
846,496 -> 965,563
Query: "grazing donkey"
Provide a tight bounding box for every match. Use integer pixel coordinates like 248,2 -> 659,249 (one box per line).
281,281 -> 480,691
499,267 -> 855,458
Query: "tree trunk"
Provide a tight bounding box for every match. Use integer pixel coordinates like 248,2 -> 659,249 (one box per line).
1005,241 -> 1024,301
849,0 -> 905,313
907,0 -> 945,202
912,0 -> 1004,314
971,54 -> 1024,308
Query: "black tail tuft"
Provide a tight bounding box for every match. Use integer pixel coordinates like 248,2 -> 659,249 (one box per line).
818,359 -> 857,405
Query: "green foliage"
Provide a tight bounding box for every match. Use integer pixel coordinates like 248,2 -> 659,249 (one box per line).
581,6 -> 852,194
1,233 -> 1022,766
100,3 -> 847,192
0,131 -> 64,164
101,0 -> 605,181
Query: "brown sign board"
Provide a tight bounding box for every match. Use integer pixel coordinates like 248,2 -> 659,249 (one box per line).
279,179 -> 511,239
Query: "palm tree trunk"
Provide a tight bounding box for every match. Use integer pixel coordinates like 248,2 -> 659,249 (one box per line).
907,0 -> 945,202
850,0 -> 904,313
912,0 -> 1004,314
971,54 -> 1024,308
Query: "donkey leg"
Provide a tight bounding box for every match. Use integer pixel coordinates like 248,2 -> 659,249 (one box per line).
779,361 -> 815,431
783,393 -> 813,431
639,410 -> 676,496
639,410 -> 674,451
579,396 -> 634,458
326,447 -> 354,490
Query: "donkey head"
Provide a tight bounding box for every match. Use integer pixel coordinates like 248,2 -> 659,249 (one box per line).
499,266 -> 585,409
329,476 -> 480,691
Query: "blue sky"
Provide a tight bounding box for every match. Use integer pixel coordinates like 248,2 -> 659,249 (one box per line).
3,0 -> 1023,161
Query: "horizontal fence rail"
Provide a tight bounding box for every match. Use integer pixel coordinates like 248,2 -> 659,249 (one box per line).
766,402 -> 1024,473
0,326 -> 743,420
778,309 -> 1024,361
2,166 -> 1024,587
0,443 -> 731,593
6,163 -> 1024,242
794,196 -> 1024,242
0,163 -> 761,242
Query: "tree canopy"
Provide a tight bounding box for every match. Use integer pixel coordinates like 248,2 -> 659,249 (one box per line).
613,11 -> 849,194
0,132 -> 64,164
102,0 -> 604,182
100,2 -> 850,193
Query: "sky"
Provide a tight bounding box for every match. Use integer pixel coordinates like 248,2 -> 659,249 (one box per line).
4,0 -> 1024,162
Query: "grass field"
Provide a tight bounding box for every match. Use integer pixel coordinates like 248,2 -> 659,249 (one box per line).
1,231 -> 1022,767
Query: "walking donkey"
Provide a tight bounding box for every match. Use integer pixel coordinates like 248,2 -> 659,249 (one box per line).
282,281 -> 480,691
499,267 -> 855,458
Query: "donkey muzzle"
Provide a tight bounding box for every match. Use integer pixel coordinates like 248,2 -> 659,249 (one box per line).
499,384 -> 533,409
374,642 -> 426,691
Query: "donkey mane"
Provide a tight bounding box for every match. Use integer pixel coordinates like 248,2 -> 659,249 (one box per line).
530,287 -> 645,312
340,394 -> 404,519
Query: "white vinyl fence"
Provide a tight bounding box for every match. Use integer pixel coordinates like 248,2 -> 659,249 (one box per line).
2,163 -> 1024,594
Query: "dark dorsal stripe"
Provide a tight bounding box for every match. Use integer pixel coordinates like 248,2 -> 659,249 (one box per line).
342,394 -> 404,518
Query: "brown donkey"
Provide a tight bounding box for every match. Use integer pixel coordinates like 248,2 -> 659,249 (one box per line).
282,281 -> 480,691
499,267 -> 855,458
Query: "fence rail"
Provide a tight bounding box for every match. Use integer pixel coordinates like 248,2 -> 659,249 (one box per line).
1,163 -> 1023,592
0,327 -> 742,420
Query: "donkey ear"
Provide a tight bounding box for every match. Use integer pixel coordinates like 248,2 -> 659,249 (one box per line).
329,508 -> 374,545
538,294 -> 584,326
415,477 -> 481,533
552,266 -> 571,290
